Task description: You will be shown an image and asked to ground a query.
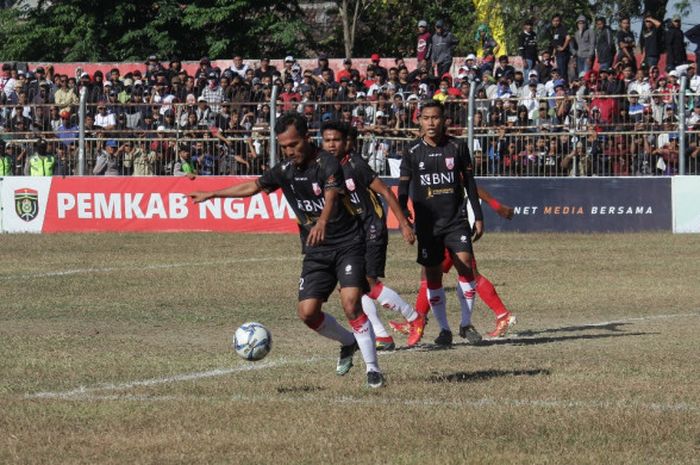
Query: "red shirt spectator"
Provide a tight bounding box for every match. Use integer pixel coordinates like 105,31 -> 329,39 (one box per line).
416,20 -> 432,62
336,58 -> 356,83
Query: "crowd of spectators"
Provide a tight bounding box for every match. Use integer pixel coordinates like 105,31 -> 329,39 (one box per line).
0,11 -> 699,177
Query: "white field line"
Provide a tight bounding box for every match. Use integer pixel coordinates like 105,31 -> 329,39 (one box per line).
56,393 -> 699,413
0,256 -> 299,280
24,312 -> 699,402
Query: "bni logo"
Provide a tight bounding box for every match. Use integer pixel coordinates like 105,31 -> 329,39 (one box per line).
15,188 -> 39,222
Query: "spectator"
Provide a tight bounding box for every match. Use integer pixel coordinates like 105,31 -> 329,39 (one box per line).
518,20 -> 539,76
494,55 -> 515,82
230,55 -> 249,79
94,101 -> 116,130
195,96 -> 214,127
173,144 -> 195,176
54,75 -> 79,111
594,17 -> 616,73
573,16 -> 595,76
546,14 -> 571,83
431,20 -> 458,78
370,54 -> 388,80
312,54 -> 334,82
93,140 -> 123,175
0,139 -> 12,176
640,14 -> 663,68
417,20 -> 432,62
475,23 -> 499,69
616,16 -> 637,71
665,15 -> 687,71
201,72 -> 224,113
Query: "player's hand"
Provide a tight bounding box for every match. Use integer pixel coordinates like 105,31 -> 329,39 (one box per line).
306,220 -> 326,247
400,222 -> 415,245
497,204 -> 514,220
185,172 -> 197,180
472,220 -> 484,243
188,191 -> 211,204
402,207 -> 413,222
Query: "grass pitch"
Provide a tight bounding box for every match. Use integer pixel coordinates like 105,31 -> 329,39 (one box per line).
1,232 -> 699,465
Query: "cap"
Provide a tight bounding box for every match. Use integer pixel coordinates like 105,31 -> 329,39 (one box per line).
665,103 -> 675,110
668,70 -> 679,77
375,111 -> 386,118
60,110 -> 71,119
80,72 -> 89,79
435,19 -> 445,28
418,20 -> 428,28
599,66 -> 610,73
554,79 -> 566,88
466,53 -> 476,61
528,78 -> 538,86
106,140 -> 118,148
672,14 -> 681,21
669,133 -> 679,140
147,54 -> 157,62
208,71 -> 218,79
35,66 -> 45,73
356,91 -> 367,98
284,55 -> 295,63
371,53 -> 381,62
200,56 -> 210,64
318,53 -> 328,60
529,70 -> 538,76
197,96 -> 207,102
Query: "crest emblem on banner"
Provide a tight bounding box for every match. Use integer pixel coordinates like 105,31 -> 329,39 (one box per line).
15,188 -> 39,222
312,182 -> 321,196
445,157 -> 454,170
345,178 -> 356,191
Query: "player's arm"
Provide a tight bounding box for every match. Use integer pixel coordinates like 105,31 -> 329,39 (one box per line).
397,148 -> 413,220
188,179 -> 262,203
369,177 -> 415,245
477,186 -> 514,220
463,171 -> 484,242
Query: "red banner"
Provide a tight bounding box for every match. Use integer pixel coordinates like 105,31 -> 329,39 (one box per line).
41,176 -> 299,233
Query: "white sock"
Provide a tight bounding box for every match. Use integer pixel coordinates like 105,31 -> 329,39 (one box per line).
362,295 -> 390,338
376,284 -> 418,322
314,312 -> 355,346
349,314 -> 380,373
457,279 -> 477,328
427,286 -> 450,331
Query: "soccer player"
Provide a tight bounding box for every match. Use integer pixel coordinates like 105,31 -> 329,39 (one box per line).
390,190 -> 517,343
188,113 -> 384,388
397,100 -> 483,347
320,121 -> 427,349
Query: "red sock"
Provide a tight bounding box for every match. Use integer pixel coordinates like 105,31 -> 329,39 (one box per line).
441,250 -> 453,274
415,279 -> 430,316
348,313 -> 369,331
367,281 -> 384,300
476,275 -> 509,318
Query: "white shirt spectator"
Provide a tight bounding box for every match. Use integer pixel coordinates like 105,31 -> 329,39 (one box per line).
95,111 -> 116,129
628,79 -> 652,103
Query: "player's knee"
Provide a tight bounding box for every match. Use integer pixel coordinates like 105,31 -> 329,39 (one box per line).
297,301 -> 322,326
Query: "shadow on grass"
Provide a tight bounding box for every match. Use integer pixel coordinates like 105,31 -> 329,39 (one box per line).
428,368 -> 550,383
515,321 -> 631,336
392,331 -> 656,352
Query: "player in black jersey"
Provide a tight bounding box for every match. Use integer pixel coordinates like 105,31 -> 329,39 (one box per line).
188,113 -> 384,388
398,100 -> 484,346
320,121 -> 427,349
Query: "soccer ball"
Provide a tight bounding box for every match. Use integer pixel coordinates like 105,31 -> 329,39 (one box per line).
233,322 -> 272,361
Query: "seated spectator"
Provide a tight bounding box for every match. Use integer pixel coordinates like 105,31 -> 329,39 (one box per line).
94,102 -> 116,130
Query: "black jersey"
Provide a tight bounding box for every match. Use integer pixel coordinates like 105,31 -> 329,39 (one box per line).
340,153 -> 387,242
400,136 -> 483,234
257,150 -> 361,252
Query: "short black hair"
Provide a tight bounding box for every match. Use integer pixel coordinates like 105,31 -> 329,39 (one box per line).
275,112 -> 308,137
420,100 -> 445,115
320,120 -> 349,139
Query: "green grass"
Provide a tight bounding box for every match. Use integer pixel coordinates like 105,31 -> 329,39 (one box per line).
1,232 -> 699,464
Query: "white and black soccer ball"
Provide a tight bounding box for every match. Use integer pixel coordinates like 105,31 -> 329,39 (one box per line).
233,322 -> 272,361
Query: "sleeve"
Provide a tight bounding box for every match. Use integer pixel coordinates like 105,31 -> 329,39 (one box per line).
256,164 -> 282,193
92,154 -> 106,175
353,156 -> 378,186
320,154 -> 344,191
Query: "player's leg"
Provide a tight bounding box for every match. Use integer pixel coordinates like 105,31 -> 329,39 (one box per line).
413,248 -> 452,318
453,255 -> 482,344
298,253 -> 357,376
471,257 -> 516,338
362,276 -> 394,350
336,246 -> 384,388
443,230 -> 480,346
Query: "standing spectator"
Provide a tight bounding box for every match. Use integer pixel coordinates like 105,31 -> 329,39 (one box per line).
475,23 -> 499,69
280,56 -> 296,82
431,20 -> 458,78
370,54 -> 388,80
494,55 -> 515,82
547,14 -> 571,83
416,20 -> 432,62
640,14 -> 663,68
665,15 -> 687,71
312,54 -> 335,82
0,140 -> 12,176
336,58 -> 356,83
230,55 -> 249,78
686,25 -> 700,68
24,138 -> 55,176
573,15 -> 595,76
594,17 -> 616,72
54,75 -> 79,112
519,20 -> 539,76
195,97 -> 214,127
616,16 -> 637,71
173,145 -> 195,176
254,57 -> 276,80
0,63 -> 17,103
201,72 -> 224,114
130,141 -> 157,176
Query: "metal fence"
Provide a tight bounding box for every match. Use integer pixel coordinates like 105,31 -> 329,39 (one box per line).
1,83 -> 699,177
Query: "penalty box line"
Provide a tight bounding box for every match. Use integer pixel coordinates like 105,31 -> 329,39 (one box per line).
24,312 -> 699,401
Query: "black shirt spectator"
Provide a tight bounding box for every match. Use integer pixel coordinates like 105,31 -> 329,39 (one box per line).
665,16 -> 687,71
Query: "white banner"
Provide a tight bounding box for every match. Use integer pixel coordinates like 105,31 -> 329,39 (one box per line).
672,176 -> 700,233
0,177 -> 52,233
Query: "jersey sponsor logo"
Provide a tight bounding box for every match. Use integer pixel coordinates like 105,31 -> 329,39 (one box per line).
419,172 -> 455,186
15,188 -> 39,222
345,178 -> 356,191
445,157 -> 454,170
296,198 -> 326,213
312,182 -> 321,196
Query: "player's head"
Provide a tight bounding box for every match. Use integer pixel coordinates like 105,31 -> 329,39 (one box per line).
320,121 -> 349,158
419,100 -> 445,139
275,112 -> 311,165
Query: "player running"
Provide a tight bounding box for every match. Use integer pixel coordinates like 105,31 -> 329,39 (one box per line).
397,100 -> 483,347
320,121 -> 427,349
390,189 -> 517,344
188,113 -> 384,388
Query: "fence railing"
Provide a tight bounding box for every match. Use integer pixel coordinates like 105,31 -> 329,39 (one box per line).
1,85 -> 698,177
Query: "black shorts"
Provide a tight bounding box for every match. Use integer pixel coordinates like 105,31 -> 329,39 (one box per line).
298,243 -> 368,301
416,224 -> 474,267
365,240 -> 388,279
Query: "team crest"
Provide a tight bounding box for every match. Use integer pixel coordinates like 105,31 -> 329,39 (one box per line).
345,178 -> 356,191
312,182 -> 321,196
15,188 -> 39,222
445,157 -> 454,170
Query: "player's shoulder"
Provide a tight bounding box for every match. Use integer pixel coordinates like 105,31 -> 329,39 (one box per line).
406,138 -> 423,155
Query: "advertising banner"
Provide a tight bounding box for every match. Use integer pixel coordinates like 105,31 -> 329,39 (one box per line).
672,177 -> 700,233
